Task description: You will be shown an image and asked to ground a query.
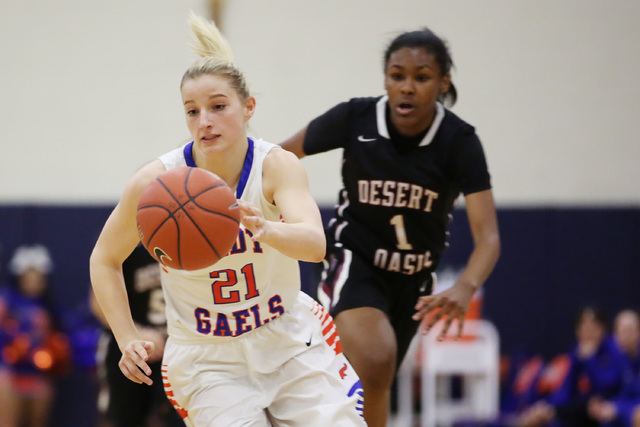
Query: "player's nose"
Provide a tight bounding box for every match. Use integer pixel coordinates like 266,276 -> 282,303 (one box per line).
199,110 -> 215,128
401,78 -> 416,93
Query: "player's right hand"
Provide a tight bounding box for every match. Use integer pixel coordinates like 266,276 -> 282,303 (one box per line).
413,281 -> 475,340
138,327 -> 166,363
119,339 -> 155,385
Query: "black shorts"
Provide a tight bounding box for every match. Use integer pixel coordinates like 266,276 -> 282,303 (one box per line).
317,244 -> 434,368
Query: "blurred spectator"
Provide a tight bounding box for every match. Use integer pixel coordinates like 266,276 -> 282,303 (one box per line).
501,352 -> 545,415
90,244 -> 184,427
588,309 -> 640,427
0,244 -> 70,427
519,306 -> 628,427
498,349 -> 572,425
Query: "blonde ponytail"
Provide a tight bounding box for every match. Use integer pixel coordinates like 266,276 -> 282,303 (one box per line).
181,13 -> 250,100
187,12 -> 234,62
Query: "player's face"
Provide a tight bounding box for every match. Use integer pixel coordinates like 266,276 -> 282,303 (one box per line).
182,74 -> 255,154
384,47 -> 450,137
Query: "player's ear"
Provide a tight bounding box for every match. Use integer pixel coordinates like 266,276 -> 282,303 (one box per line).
243,97 -> 256,122
440,74 -> 451,94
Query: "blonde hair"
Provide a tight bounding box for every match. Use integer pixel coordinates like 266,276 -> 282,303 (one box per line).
181,12 -> 250,100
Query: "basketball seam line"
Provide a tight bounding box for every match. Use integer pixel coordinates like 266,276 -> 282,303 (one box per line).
182,169 -> 226,262
187,183 -> 240,224
138,204 -> 179,263
142,168 -> 239,270
155,169 -> 222,264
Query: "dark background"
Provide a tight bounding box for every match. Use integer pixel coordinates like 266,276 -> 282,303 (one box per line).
1,204 -> 638,425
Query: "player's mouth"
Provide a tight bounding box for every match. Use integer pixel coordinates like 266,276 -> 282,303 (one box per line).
396,102 -> 415,115
201,134 -> 220,143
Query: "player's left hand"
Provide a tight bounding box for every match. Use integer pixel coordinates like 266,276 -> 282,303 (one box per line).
238,200 -> 270,241
412,281 -> 476,340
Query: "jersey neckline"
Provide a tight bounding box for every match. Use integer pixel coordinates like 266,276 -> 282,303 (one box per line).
375,95 -> 445,147
182,138 -> 254,198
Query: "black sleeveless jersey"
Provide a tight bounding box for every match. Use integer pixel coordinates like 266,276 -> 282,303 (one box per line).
304,96 -> 491,276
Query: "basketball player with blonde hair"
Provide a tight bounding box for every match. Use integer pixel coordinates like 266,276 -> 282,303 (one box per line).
90,13 -> 365,426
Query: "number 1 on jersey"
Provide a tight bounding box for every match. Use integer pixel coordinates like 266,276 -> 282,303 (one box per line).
390,214 -> 413,250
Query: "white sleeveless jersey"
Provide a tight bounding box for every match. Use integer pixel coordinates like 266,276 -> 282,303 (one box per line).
157,138 -> 301,343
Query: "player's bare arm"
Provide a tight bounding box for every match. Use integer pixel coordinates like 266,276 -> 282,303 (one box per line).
90,159 -> 166,385
459,189 -> 501,290
413,189 -> 500,339
240,146 -> 325,262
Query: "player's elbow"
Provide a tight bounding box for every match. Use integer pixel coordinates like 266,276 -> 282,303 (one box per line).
307,244 -> 326,264
89,245 -> 116,283
490,231 -> 501,259
308,232 -> 326,263
88,247 -> 101,274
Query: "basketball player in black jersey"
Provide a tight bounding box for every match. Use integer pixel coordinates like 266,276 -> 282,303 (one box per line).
281,28 -> 501,426
90,245 -> 184,427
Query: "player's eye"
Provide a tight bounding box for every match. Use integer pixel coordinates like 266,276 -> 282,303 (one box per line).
416,74 -> 430,82
390,73 -> 404,81
213,104 -> 226,111
186,109 -> 198,116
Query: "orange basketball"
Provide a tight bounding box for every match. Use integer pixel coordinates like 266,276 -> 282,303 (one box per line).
136,166 -> 240,271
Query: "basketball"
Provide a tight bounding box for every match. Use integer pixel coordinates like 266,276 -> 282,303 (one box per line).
136,166 -> 240,271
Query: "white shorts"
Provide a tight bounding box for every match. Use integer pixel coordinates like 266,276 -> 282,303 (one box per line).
162,292 -> 365,426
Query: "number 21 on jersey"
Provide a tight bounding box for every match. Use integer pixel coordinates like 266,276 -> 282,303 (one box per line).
210,264 -> 259,304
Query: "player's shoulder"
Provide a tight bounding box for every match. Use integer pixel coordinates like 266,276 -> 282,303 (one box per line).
124,160 -> 166,201
440,107 -> 477,136
262,139 -> 301,170
133,159 -> 165,184
319,96 -> 382,132
261,140 -> 307,186
158,141 -> 190,170
430,107 -> 481,151
252,137 -> 279,155
325,96 -> 381,117
345,96 -> 383,113
260,139 -> 307,201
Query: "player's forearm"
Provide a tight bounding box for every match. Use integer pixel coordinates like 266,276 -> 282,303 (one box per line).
458,233 -> 500,290
279,127 -> 307,159
90,254 -> 139,350
88,291 -> 110,329
260,221 -> 325,262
